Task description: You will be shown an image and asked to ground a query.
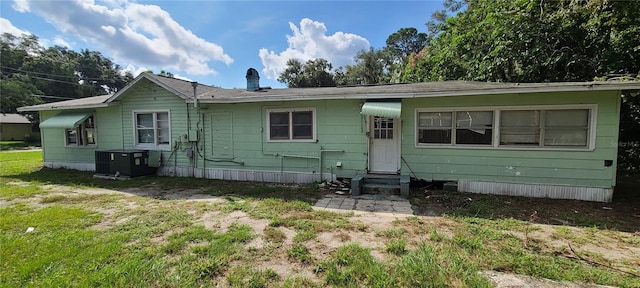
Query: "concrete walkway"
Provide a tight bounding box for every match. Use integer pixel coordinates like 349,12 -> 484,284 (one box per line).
313,193 -> 414,216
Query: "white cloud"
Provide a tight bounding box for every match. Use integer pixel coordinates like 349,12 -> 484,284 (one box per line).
173,74 -> 193,82
53,36 -> 71,48
12,0 -> 233,76
12,0 -> 29,12
124,64 -> 149,77
124,63 -> 192,82
0,17 -> 30,36
259,18 -> 370,79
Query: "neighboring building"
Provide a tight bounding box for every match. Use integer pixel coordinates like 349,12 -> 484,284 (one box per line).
0,113 -> 39,141
18,71 -> 640,202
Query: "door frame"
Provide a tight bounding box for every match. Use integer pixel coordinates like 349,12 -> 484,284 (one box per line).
367,116 -> 401,174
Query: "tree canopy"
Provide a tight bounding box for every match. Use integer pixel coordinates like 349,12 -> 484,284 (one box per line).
403,0 -> 640,83
0,33 -> 133,116
277,58 -> 336,88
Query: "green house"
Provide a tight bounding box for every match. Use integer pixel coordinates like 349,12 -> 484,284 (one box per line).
18,70 -> 640,202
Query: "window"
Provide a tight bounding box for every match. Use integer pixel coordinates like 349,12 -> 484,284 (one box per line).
500,110 -> 540,146
416,106 -> 593,150
373,117 -> 394,139
500,109 -> 590,147
65,115 -> 96,146
267,108 -> 315,141
456,111 -> 493,145
417,110 -> 493,145
134,111 -> 170,149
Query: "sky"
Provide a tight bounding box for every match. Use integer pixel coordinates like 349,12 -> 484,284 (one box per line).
0,0 -> 444,89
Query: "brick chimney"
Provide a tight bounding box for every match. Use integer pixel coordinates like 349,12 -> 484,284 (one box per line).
246,68 -> 260,91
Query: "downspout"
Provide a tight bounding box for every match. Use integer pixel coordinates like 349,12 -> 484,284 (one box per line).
200,112 -> 206,176
191,81 -> 199,177
121,104 -> 125,150
39,112 -> 46,165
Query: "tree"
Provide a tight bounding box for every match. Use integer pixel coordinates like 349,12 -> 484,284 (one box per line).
385,28 -> 429,61
22,46 -> 79,99
0,33 -> 134,115
0,75 -> 43,121
277,58 -> 336,88
277,59 -> 305,88
335,48 -> 393,86
158,70 -> 174,78
405,0 -> 640,83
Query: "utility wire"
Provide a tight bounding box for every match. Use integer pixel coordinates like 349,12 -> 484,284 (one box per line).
1,65 -> 126,82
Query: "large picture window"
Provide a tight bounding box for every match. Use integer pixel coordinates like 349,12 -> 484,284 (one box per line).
267,108 -> 315,141
65,115 -> 96,146
416,106 -> 594,150
134,111 -> 170,149
500,109 -> 590,147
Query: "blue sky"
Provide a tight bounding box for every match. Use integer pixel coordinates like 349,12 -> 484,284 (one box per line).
1,0 -> 444,89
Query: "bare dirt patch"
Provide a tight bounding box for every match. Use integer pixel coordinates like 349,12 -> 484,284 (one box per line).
13,180 -> 638,287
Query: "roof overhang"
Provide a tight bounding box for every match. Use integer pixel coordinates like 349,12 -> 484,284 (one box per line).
17,102 -> 115,112
361,102 -> 402,118
17,95 -> 115,112
196,81 -> 640,104
39,111 -> 92,128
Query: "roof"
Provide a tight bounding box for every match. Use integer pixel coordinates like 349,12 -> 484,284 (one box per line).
17,95 -> 113,112
17,73 -> 640,111
106,72 -> 220,102
196,80 -> 640,103
0,113 -> 31,124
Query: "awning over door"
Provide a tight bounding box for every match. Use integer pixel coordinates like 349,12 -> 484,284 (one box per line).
360,102 -> 402,118
39,112 -> 92,128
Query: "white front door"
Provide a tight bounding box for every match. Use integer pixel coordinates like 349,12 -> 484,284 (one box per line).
368,116 -> 401,173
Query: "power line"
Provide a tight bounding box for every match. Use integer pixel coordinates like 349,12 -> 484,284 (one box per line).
1,65 -> 127,82
24,74 -> 83,86
1,66 -> 78,80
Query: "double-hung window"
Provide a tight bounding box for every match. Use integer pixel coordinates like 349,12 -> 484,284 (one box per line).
134,111 -> 170,149
267,108 -> 315,142
65,115 -> 96,146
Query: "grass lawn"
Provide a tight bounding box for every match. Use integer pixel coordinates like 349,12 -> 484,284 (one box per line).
1,150 -> 639,287
0,141 -> 41,151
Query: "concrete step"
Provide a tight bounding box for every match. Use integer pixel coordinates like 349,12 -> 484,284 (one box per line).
352,174 -> 410,197
363,183 -> 400,195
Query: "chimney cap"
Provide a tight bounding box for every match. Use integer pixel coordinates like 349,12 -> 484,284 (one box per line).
246,68 -> 259,78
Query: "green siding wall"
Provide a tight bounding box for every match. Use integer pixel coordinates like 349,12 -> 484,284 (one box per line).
116,80 -> 368,179
198,100 -> 368,178
38,80 -> 621,192
400,91 -> 620,188
119,79 -> 191,168
39,106 -> 123,165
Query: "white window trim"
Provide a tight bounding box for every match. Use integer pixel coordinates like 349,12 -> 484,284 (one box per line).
266,107 -> 317,142
64,115 -> 97,148
415,104 -> 597,151
133,110 -> 171,151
